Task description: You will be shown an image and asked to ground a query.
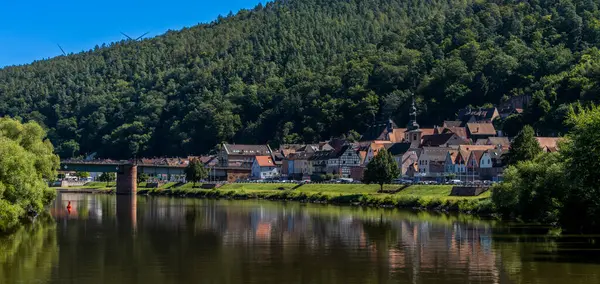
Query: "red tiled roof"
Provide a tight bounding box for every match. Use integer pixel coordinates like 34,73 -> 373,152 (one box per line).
255,156 -> 275,167
447,150 -> 459,164
420,128 -> 435,136
536,137 -> 562,152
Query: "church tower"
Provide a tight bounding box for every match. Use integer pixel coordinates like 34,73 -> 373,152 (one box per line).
405,95 -> 422,146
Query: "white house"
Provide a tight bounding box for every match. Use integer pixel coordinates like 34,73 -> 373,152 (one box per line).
251,156 -> 279,179
325,145 -> 361,177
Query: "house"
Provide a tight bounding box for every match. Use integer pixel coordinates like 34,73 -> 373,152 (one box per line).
436,126 -> 469,140
251,156 -> 279,179
417,147 -> 453,179
287,152 -> 314,179
219,144 -> 273,182
274,144 -> 305,175
479,148 -> 505,181
309,150 -> 334,175
466,150 -> 487,179
444,150 -> 460,174
420,133 -> 469,147
325,145 -> 361,178
360,118 -> 398,142
386,142 -> 419,177
364,141 -> 392,164
475,137 -> 511,150
535,137 -> 562,153
219,144 -> 272,168
466,122 -> 497,140
454,145 -> 497,180
458,107 -> 500,124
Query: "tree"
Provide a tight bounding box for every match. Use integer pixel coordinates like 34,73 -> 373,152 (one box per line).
363,149 -> 400,191
98,172 -> 116,187
0,117 -> 59,232
184,159 -> 208,187
505,125 -> 541,165
492,152 -> 565,222
75,172 -> 90,180
560,105 -> 600,230
137,172 -> 150,186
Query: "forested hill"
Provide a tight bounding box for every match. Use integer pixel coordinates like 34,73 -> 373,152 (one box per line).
1,0 -> 599,159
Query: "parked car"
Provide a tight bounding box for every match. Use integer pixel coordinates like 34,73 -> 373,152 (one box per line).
449,179 -> 463,185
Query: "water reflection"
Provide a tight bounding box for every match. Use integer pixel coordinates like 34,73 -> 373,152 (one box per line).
0,215 -> 58,284
3,194 -> 600,283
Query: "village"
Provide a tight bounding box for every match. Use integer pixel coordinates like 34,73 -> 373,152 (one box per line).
61,100 -> 560,185
97,100 -> 553,185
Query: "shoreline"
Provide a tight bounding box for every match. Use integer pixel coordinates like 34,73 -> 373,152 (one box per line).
57,183 -> 496,217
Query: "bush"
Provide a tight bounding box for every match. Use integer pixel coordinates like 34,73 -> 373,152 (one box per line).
492,152 -> 565,223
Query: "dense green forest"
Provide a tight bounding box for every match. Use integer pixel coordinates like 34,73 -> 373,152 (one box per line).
1,0 -> 599,159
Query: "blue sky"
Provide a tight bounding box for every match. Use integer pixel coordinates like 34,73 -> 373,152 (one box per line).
0,0 -> 266,67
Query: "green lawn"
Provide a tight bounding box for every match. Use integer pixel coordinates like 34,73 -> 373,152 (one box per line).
137,182 -> 494,214
219,183 -> 298,191
298,183 -> 398,194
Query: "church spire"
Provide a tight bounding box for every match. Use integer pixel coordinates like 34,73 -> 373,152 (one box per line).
407,92 -> 420,131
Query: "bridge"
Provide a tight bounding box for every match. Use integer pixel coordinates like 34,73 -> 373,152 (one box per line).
60,160 -> 191,195
59,159 -> 243,194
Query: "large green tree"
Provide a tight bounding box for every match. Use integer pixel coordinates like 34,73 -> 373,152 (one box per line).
363,149 -> 400,191
505,125 -> 542,165
560,105 -> 600,230
185,159 -> 208,187
0,117 -> 59,232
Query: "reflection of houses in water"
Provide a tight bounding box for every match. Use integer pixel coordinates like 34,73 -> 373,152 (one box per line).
384,219 -> 498,283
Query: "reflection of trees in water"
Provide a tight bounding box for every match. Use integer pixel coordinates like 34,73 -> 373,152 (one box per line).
0,215 -> 58,283
494,233 -> 600,284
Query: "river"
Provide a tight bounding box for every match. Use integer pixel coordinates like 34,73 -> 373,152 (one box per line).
2,193 -> 600,283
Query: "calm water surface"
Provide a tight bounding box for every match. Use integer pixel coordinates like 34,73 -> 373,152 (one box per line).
2,193 -> 600,283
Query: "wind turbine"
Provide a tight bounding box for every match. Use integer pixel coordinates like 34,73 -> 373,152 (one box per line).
121,32 -> 149,41
57,44 -> 67,56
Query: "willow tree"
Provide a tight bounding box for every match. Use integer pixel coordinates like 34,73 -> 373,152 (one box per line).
0,117 -> 59,232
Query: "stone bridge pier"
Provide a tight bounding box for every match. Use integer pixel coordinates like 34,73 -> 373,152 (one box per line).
117,164 -> 137,195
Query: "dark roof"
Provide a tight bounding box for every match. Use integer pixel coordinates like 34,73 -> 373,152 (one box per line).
330,145 -> 356,158
309,150 -> 335,161
420,133 -> 467,147
458,107 -> 499,122
223,144 -> 271,156
385,143 -> 412,156
287,151 -> 314,161
421,147 -> 452,162
360,119 -> 397,141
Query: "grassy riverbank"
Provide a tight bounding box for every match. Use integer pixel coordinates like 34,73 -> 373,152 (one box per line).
135,183 -> 493,215
60,182 -> 493,215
